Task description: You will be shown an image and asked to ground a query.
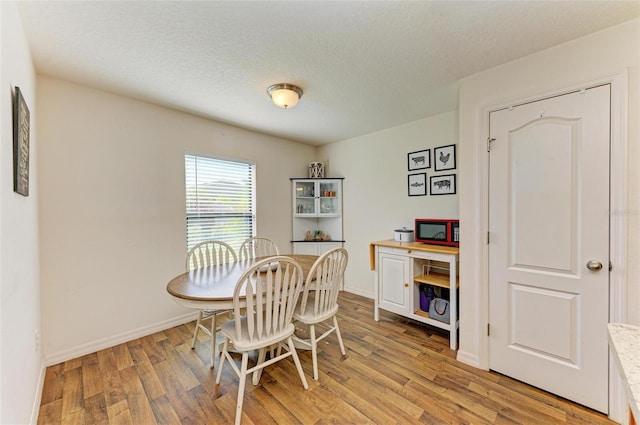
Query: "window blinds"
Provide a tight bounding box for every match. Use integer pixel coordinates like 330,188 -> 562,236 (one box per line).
185,154 -> 255,253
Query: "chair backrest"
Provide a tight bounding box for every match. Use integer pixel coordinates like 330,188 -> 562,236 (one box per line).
238,237 -> 279,261
185,240 -> 238,271
231,256 -> 303,344
298,247 -> 349,317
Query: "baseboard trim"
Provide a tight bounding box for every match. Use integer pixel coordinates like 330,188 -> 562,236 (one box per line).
44,312 -> 198,366
343,287 -> 373,299
456,350 -> 483,369
30,359 -> 46,424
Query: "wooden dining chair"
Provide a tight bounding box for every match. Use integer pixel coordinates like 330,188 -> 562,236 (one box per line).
185,240 -> 237,368
238,236 -> 279,260
292,247 -> 349,380
215,256 -> 308,425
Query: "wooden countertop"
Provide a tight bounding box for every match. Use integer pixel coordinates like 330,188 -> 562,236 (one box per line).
369,239 -> 459,270
608,323 -> 640,423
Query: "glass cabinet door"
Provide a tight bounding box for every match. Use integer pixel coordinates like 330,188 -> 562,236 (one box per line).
293,179 -> 341,217
294,180 -> 316,215
317,180 -> 340,217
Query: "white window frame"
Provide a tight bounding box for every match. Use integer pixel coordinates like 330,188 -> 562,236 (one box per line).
184,153 -> 256,253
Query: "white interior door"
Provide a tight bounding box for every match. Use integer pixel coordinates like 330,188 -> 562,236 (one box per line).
488,85 -> 610,413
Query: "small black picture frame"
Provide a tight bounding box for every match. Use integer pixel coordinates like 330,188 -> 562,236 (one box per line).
408,173 -> 427,196
407,149 -> 430,171
430,174 -> 456,195
434,144 -> 456,172
13,87 -> 30,197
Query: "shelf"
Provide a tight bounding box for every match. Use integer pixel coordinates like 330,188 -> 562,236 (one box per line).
291,239 -> 346,243
413,310 -> 451,331
413,272 -> 459,289
415,309 -> 430,319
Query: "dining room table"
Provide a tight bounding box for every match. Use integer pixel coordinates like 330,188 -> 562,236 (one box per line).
166,253 -> 319,311
166,253 -> 319,383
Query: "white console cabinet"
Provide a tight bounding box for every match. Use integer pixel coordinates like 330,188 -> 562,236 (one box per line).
371,240 -> 459,350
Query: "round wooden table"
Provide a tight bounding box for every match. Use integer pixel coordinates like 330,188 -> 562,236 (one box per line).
166,254 -> 319,310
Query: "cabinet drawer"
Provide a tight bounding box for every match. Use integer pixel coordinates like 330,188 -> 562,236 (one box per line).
378,246 -> 410,256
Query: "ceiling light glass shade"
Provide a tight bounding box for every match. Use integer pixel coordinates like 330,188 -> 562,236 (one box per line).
267,83 -> 303,109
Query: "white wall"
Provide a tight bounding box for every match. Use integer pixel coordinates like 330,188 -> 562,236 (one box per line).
457,18 -> 639,372
318,111 -> 459,297
37,76 -> 316,363
0,3 -> 42,424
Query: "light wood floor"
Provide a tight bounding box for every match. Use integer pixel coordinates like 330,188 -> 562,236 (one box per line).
38,292 -> 614,424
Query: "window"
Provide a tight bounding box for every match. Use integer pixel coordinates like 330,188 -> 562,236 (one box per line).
185,154 -> 255,253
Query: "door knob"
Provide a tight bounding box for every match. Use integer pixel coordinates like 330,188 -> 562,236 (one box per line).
586,260 -> 603,271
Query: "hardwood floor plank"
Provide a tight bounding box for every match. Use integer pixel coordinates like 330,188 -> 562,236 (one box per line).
63,357 -> 82,372
127,343 -> 166,401
238,385 -> 296,425
112,342 -> 134,371
140,334 -> 167,364
104,399 -> 133,425
119,366 -> 158,425
60,366 -> 84,423
97,348 -> 127,408
82,352 -> 104,400
467,380 -> 567,424
84,393 -> 109,425
38,292 -> 615,425
163,324 -> 193,347
310,367 -> 400,424
157,338 -> 200,391
215,392 -> 255,425
152,360 -> 207,424
187,384 -> 229,424
37,398 -> 62,425
148,395 -> 181,425
321,351 -> 427,423
40,363 -> 64,405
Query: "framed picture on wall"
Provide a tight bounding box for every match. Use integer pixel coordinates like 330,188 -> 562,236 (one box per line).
430,174 -> 456,195
408,173 -> 427,196
12,87 -> 30,197
434,144 -> 456,171
407,149 -> 430,171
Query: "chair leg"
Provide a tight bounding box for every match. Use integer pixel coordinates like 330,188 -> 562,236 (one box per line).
191,310 -> 203,349
333,316 -> 347,356
235,353 -> 250,425
215,338 -> 228,384
287,336 -> 309,390
309,324 -> 319,381
210,313 -> 217,369
252,348 -> 267,385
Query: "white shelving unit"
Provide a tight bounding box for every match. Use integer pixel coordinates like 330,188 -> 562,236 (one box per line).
371,240 -> 459,350
291,178 -> 344,255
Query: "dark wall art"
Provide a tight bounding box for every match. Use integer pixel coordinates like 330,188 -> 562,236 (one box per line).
434,144 -> 456,172
407,149 -> 430,171
430,174 -> 456,195
13,87 -> 30,197
408,173 -> 427,196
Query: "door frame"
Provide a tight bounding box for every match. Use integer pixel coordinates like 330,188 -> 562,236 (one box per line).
475,70 -> 628,422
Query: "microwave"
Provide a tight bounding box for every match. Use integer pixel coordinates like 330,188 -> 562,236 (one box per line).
414,218 -> 459,247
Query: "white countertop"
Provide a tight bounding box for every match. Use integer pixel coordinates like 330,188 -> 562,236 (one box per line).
608,323 -> 640,422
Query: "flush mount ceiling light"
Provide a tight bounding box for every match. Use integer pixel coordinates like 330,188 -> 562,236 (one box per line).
267,83 -> 303,109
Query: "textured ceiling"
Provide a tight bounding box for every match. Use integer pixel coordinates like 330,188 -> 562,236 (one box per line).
17,1 -> 640,146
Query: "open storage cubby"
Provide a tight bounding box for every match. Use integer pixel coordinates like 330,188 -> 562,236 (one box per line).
413,259 -> 459,318
413,259 -> 459,289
